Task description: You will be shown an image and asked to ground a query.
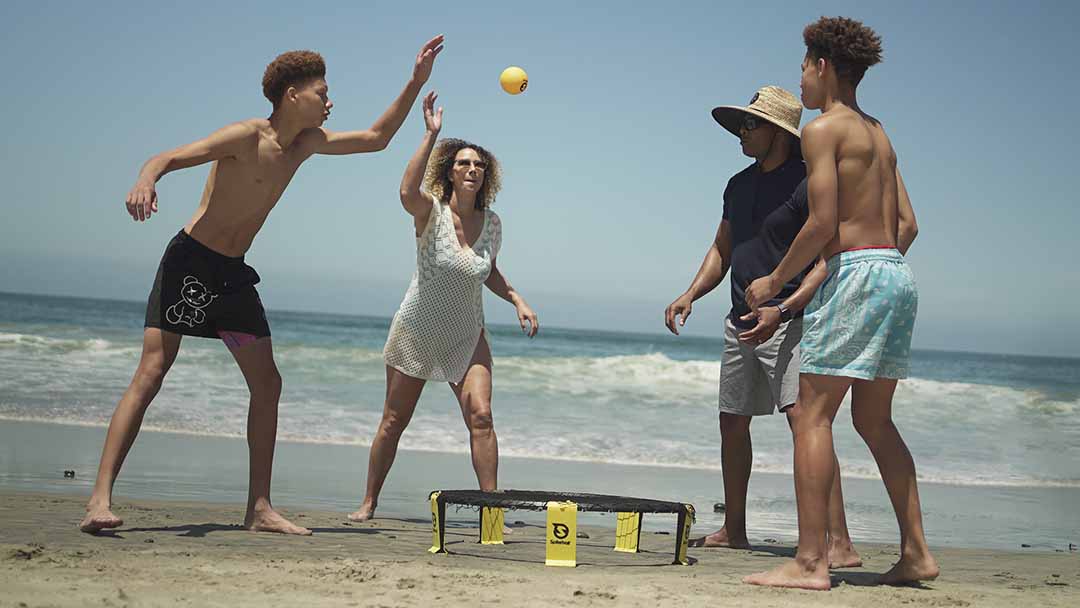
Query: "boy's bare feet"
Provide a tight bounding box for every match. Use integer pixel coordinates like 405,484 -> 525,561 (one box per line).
879,553 -> 939,585
744,557 -> 832,591
79,501 -> 123,533
244,507 -> 312,536
687,527 -> 751,549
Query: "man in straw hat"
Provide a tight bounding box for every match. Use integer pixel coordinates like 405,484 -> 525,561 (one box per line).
664,85 -> 860,568
744,16 -> 933,590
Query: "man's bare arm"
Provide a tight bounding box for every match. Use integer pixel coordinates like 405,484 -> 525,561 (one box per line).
896,167 -> 918,255
663,220 -> 732,334
744,119 -> 839,309
307,36 -> 444,155
686,220 -> 734,300
125,121 -> 259,222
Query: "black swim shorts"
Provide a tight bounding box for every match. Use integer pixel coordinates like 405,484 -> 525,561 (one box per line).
144,230 -> 271,339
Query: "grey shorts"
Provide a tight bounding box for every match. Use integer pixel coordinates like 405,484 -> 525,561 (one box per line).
717,315 -> 802,417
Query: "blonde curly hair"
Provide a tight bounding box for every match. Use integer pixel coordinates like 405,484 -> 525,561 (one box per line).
424,138 -> 502,210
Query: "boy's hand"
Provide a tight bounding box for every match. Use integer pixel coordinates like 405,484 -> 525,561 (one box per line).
423,91 -> 442,134
413,35 -> 444,84
745,274 -> 780,310
126,179 -> 158,222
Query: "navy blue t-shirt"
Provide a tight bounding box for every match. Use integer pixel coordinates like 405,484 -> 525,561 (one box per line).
722,157 -> 810,329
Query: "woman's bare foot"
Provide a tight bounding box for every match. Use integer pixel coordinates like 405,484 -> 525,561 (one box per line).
879,553 -> 939,585
79,501 -> 123,534
744,557 -> 832,591
347,500 -> 376,523
244,507 -> 311,536
688,527 -> 751,549
828,539 -> 863,568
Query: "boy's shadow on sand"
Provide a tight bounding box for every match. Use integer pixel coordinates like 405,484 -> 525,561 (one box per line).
743,543 -> 797,558
117,520 -> 427,538
119,523 -> 250,538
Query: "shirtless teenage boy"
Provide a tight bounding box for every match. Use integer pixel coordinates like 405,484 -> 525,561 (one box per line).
742,18 -> 936,589
80,36 -> 444,535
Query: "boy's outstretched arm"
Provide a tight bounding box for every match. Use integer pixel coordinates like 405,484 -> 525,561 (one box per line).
307,35 -> 444,156
126,120 -> 259,222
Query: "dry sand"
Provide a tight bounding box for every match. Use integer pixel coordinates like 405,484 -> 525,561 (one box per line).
1,492 -> 1077,607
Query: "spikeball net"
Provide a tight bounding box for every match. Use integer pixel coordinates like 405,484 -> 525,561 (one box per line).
427,489 -> 696,567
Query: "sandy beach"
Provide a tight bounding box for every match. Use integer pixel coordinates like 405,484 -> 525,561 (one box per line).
1,492 -> 1077,607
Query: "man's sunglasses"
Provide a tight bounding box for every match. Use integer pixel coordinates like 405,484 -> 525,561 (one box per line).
741,115 -> 771,131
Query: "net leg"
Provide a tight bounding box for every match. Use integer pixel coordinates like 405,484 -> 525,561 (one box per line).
545,501 -> 578,567
428,491 -> 448,554
673,504 -> 695,565
480,506 -> 505,544
614,512 -> 642,553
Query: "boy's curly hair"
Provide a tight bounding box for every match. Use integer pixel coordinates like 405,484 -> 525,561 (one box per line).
262,50 -> 325,108
803,16 -> 882,85
424,139 -> 502,210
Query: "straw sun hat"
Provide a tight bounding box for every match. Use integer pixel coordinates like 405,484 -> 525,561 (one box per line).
711,85 -> 802,139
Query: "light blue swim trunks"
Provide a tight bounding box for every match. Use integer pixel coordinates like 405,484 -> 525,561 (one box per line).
800,247 -> 917,380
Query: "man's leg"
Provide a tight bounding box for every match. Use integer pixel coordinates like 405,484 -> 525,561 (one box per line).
745,373 -> 852,590
450,334 -> 497,491
692,413 -> 753,549
851,378 -> 938,584
349,366 -> 426,522
228,336 -> 310,535
81,328 -> 182,533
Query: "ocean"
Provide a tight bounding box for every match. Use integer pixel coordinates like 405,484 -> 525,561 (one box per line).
1,291 -> 1078,550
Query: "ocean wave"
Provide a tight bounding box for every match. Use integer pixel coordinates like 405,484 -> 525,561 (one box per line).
3,330 -> 1079,490
0,332 -> 113,352
496,352 -> 718,406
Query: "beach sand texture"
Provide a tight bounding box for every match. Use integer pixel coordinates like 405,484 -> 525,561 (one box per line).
2,492 -> 1077,607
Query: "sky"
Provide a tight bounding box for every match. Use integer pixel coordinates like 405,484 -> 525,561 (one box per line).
1,0 -> 1078,357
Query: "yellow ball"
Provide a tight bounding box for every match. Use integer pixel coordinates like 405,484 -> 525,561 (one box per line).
499,66 -> 528,95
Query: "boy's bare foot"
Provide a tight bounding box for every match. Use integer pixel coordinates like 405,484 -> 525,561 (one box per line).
744,558 -> 832,591
828,540 -> 863,568
347,501 -> 376,523
688,527 -> 751,549
80,501 -> 123,534
244,508 -> 312,536
879,554 -> 939,585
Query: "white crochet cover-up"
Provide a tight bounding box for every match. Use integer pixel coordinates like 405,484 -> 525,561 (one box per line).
384,199 -> 502,383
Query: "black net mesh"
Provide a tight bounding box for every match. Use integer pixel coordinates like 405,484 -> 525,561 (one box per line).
433,489 -> 688,514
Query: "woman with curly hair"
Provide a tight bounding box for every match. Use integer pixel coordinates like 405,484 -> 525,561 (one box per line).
349,91 -> 538,522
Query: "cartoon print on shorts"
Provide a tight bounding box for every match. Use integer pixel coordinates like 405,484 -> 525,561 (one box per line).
166,275 -> 218,327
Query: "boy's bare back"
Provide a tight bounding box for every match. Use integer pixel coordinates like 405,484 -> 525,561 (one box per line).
804,106 -> 900,259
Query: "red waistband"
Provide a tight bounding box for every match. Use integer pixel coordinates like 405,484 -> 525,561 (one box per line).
842,245 -> 897,253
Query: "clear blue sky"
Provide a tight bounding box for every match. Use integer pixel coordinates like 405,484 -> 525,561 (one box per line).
1,0 -> 1077,357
